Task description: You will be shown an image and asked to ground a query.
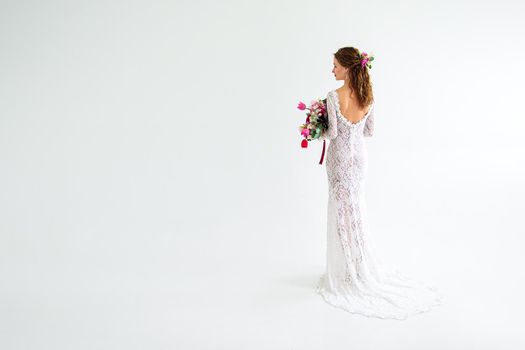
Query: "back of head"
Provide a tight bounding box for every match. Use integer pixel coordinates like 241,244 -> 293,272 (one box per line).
334,46 -> 375,108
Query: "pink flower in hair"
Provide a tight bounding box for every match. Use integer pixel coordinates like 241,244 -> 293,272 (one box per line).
359,50 -> 374,69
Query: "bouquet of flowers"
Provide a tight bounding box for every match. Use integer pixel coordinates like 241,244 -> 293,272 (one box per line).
297,97 -> 329,165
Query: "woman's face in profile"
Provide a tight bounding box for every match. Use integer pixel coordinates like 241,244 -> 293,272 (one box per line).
332,58 -> 348,81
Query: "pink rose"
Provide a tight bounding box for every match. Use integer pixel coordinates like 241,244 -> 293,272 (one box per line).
297,102 -> 306,110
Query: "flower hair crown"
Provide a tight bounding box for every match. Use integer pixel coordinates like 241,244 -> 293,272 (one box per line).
358,50 -> 374,70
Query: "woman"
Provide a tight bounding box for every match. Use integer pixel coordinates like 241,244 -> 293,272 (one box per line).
316,47 -> 443,320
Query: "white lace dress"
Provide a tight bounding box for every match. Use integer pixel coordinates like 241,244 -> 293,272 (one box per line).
316,89 -> 444,320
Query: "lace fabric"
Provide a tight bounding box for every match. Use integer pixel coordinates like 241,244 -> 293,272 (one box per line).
317,90 -> 444,320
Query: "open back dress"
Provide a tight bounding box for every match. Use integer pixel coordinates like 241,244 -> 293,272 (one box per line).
316,89 -> 444,320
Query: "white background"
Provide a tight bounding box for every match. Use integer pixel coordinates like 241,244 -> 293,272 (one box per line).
1,0 -> 524,348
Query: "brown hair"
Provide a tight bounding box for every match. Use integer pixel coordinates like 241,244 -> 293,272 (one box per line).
334,47 -> 374,108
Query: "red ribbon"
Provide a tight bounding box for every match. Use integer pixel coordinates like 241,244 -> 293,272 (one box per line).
318,140 -> 326,165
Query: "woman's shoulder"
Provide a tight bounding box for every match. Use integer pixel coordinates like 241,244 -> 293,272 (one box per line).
327,89 -> 336,99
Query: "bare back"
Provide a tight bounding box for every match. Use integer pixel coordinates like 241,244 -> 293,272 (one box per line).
335,88 -> 372,124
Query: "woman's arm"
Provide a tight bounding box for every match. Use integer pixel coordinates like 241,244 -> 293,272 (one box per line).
363,104 -> 375,137
323,92 -> 338,140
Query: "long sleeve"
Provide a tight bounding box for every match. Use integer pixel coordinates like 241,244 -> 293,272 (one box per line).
363,103 -> 375,137
323,92 -> 338,140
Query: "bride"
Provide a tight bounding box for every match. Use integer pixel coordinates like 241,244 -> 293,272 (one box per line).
316,47 -> 444,320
